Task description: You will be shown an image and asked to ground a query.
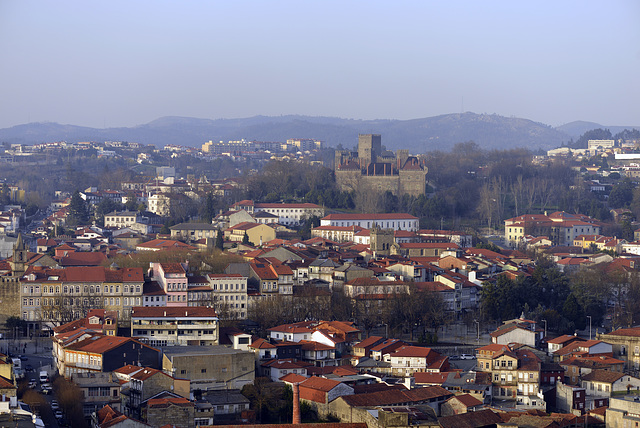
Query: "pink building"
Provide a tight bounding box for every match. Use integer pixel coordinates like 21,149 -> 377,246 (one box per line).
149,262 -> 188,306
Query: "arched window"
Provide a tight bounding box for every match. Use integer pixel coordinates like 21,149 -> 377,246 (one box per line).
63,286 -> 68,293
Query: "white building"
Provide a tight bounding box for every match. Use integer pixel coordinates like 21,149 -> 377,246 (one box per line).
130,306 -> 219,347
320,213 -> 419,231
104,211 -> 140,228
206,274 -> 249,320
232,200 -> 325,226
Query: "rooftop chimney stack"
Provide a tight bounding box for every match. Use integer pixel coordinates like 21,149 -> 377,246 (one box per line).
292,382 -> 301,424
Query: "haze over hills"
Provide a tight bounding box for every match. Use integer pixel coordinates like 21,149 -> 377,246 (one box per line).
0,113 -> 637,153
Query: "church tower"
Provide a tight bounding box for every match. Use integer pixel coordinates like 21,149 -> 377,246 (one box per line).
10,233 -> 27,277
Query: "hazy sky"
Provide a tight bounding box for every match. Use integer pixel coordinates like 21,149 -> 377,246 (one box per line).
1,1 -> 638,129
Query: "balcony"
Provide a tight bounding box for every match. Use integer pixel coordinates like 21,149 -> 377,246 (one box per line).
67,362 -> 101,370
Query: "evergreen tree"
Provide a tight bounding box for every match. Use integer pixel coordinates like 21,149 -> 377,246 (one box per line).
202,192 -> 216,223
242,231 -> 251,245
67,190 -> 89,225
215,228 -> 224,250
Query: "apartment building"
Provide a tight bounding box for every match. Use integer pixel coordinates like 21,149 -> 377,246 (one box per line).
20,265 -> 144,328
206,274 -> 248,320
130,306 -> 219,347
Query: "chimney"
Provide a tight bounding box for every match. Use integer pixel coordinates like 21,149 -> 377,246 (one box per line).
292,382 -> 301,424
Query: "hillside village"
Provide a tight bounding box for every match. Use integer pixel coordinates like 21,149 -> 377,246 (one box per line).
2,133 -> 640,427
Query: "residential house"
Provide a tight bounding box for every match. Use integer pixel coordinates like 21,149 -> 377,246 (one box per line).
490,317 -> 542,348
329,385 -> 452,422
54,333 -> 160,378
386,345 -> 449,376
581,370 -> 640,409
547,335 -> 586,355
72,372 -> 122,418
104,211 -> 140,228
143,396 -> 195,428
124,367 -> 190,420
299,376 -> 354,418
169,222 -> 218,242
440,394 -> 484,416
556,382 -> 586,415
261,359 -> 311,382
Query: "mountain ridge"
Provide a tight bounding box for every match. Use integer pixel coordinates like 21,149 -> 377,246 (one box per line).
1,113 -> 638,152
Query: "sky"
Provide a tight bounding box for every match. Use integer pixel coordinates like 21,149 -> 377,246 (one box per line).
0,1 -> 639,129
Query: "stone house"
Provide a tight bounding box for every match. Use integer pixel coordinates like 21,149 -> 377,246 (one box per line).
143,396 -> 195,428
440,393 -> 483,416
299,376 -> 354,418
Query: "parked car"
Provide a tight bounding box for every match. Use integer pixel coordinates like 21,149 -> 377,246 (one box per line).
54,410 -> 63,419
51,400 -> 59,411
24,364 -> 33,372
18,355 -> 28,361
449,355 -> 460,360
28,380 -> 37,389
460,354 -> 476,360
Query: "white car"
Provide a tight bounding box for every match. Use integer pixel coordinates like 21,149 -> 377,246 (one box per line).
459,354 -> 476,360
51,400 -> 59,411
54,410 -> 63,419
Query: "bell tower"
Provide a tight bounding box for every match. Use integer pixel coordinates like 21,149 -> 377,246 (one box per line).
10,233 -> 27,277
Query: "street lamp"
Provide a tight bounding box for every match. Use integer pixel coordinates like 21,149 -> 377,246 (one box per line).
587,316 -> 592,340
474,320 -> 480,344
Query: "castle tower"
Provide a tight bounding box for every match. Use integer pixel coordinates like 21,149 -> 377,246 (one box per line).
358,134 -> 382,168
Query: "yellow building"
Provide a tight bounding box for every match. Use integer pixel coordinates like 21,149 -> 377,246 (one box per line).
224,222 -> 276,246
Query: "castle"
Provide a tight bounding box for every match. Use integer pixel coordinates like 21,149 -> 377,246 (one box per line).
334,134 -> 427,197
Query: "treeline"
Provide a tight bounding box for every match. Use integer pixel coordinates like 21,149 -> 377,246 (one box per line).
481,257 -> 640,334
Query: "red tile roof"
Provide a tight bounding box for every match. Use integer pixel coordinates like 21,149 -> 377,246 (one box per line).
322,213 -> 418,220
448,393 -> 483,408
342,385 -> 451,407
300,376 -> 342,392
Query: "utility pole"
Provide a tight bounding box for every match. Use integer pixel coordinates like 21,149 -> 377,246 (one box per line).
587,316 -> 592,340
541,319 -> 547,340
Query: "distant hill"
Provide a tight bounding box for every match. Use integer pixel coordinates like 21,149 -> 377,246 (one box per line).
555,121 -> 640,139
1,113 -> 634,153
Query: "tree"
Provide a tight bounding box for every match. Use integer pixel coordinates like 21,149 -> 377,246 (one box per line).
94,197 -> 123,226
242,231 -> 251,246
215,227 -> 224,250
201,192 -> 216,223
608,179 -> 634,209
67,190 -> 90,225
5,316 -> 27,338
